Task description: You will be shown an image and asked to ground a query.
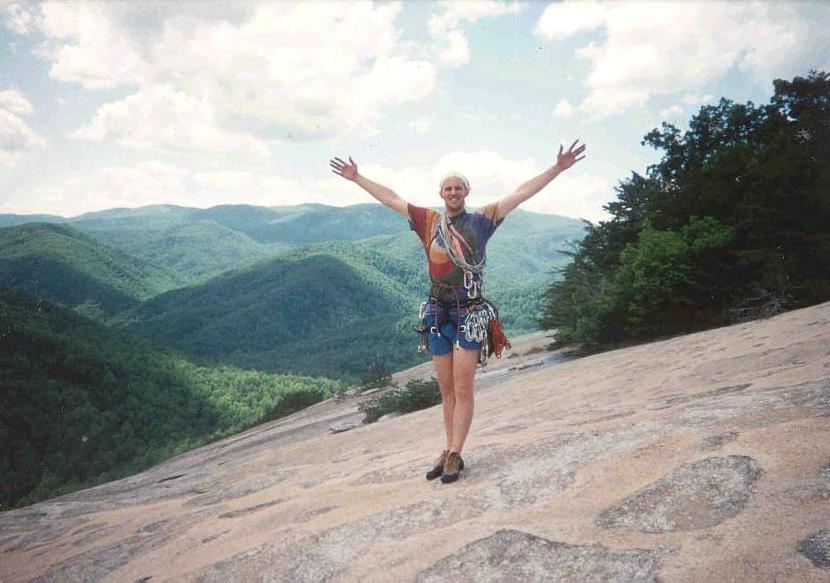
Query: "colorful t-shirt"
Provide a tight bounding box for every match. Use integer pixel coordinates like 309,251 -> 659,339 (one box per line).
407,202 -> 503,306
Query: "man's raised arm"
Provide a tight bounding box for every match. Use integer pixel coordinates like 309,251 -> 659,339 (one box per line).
489,140 -> 586,222
330,156 -> 408,219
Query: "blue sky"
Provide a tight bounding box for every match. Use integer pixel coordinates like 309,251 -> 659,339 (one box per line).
1,0 -> 828,222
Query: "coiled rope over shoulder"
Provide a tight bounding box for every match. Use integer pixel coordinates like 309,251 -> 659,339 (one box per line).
438,210 -> 486,274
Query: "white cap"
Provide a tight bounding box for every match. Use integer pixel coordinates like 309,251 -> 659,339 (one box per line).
439,172 -> 470,190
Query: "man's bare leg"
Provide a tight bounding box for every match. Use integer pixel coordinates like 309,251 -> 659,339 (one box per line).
449,346 -> 478,453
432,353 -> 455,451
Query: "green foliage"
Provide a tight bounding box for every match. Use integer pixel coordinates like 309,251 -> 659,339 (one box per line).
116,210 -> 581,382
257,387 -> 328,424
614,217 -> 735,338
0,287 -> 339,510
0,222 -> 183,315
358,378 -> 441,424
359,355 -> 395,391
541,70 -> 830,349
2,205 -> 582,382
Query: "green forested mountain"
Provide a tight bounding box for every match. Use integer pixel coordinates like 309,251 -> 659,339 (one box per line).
2,204 -> 584,379
3,203 -> 585,288
0,223 -> 184,317
71,203 -> 412,283
115,210 -> 585,381
86,220 -> 282,284
0,287 -> 341,509
118,246 -> 423,379
0,213 -> 63,228
70,205 -> 281,284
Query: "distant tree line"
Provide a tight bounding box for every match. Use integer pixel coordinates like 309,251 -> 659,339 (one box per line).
540,71 -> 830,350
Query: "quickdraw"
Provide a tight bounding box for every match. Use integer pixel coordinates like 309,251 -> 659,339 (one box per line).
462,269 -> 481,299
461,299 -> 511,366
414,300 -> 429,354
462,302 -> 494,343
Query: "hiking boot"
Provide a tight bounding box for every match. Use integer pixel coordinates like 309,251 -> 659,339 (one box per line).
440,451 -> 464,484
426,450 -> 448,480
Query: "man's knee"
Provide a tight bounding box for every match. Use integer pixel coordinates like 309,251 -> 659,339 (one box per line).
453,385 -> 473,403
438,381 -> 455,397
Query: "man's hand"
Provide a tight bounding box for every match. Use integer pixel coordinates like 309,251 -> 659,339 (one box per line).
557,140 -> 586,171
330,156 -> 358,181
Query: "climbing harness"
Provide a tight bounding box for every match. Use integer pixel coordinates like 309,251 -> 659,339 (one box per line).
413,210 -> 511,366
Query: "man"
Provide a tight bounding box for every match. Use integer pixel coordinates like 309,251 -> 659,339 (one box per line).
330,140 -> 586,483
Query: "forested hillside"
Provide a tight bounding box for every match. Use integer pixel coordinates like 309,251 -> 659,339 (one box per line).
117,248 -> 421,379
0,287 -> 341,510
3,204 -> 585,290
541,71 -> 830,350
0,223 -> 184,317
1,205 -> 583,380
115,212 -> 585,381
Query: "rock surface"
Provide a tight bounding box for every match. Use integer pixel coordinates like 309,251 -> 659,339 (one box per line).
597,455 -> 763,533
798,530 -> 830,569
1,307 -> 830,581
415,529 -> 662,582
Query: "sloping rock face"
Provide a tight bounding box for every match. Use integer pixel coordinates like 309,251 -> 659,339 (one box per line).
414,529 -> 661,582
2,303 -> 830,582
597,455 -> 763,533
798,529 -> 830,569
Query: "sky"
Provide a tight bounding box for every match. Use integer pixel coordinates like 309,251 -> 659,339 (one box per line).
1,0 -> 828,223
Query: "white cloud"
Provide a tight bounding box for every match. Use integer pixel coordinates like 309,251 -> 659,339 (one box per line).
534,0 -> 605,41
39,2 -> 146,89
437,29 -> 470,67
0,89 -> 44,167
34,1 -> 438,151
553,99 -> 575,118
19,161 -> 315,215
522,171 -> 613,223
73,86 -> 269,158
429,0 -> 525,33
3,2 -> 34,35
535,0 -> 830,118
409,117 -> 433,135
192,170 -> 304,207
0,88 -> 33,115
314,149 -> 610,221
27,161 -> 189,216
658,105 -> 684,119
683,93 -> 715,106
429,0 -> 526,67
19,152 -> 612,222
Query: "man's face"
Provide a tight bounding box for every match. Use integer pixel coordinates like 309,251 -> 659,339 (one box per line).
439,177 -> 469,212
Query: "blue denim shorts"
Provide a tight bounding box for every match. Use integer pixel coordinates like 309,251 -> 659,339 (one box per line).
425,312 -> 481,355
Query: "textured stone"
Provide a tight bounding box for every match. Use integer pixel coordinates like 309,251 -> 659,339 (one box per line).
415,529 -> 661,582
2,303 -> 829,582
798,529 -> 830,569
598,456 -> 763,533
696,431 -> 739,451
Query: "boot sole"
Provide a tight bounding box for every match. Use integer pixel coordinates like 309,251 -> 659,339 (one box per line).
440,472 -> 460,483
440,459 -> 464,483
425,469 -> 442,480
